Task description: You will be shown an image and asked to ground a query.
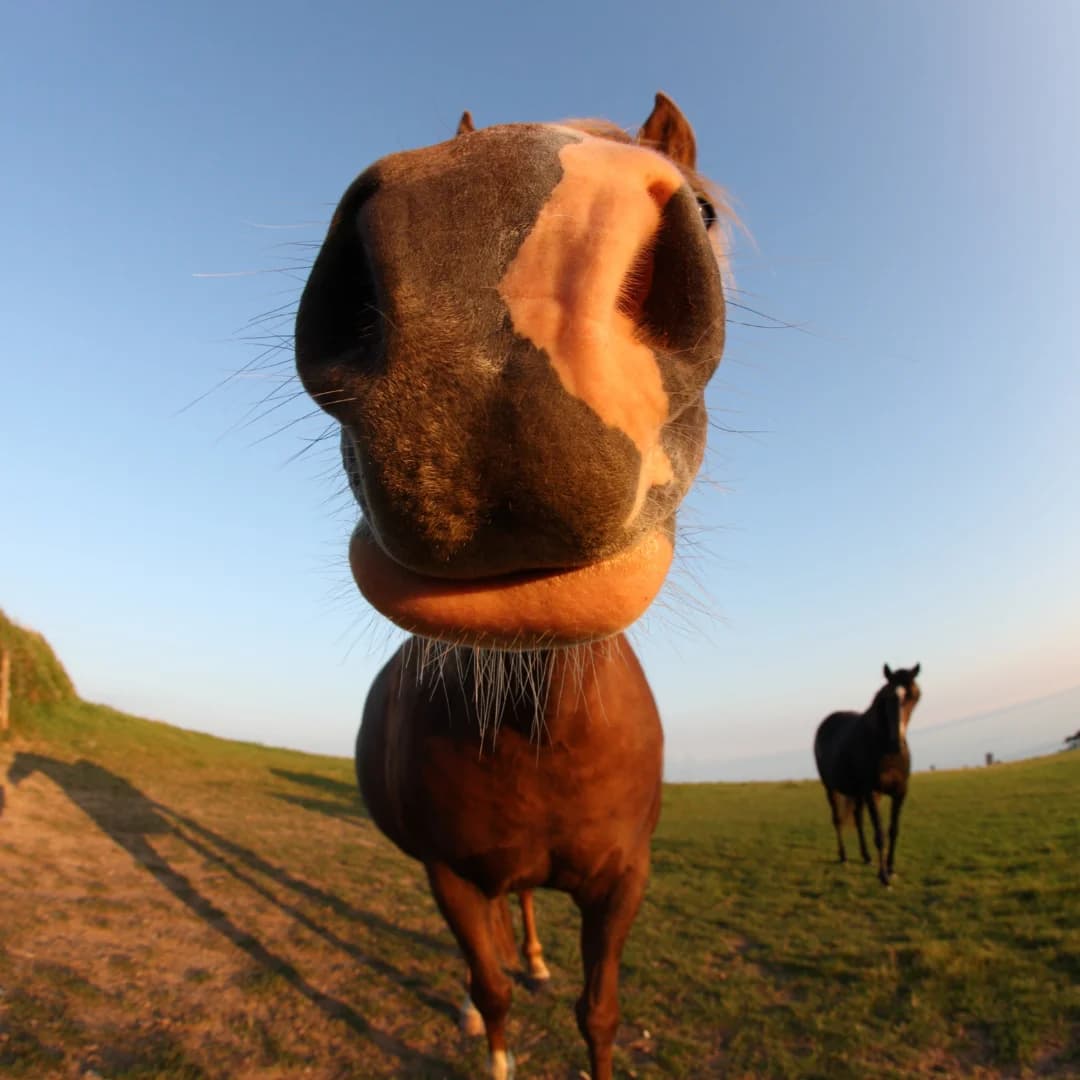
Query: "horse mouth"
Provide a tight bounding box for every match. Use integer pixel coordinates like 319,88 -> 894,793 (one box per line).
348,522 -> 674,650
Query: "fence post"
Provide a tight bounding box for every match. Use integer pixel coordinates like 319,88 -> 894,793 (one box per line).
0,648 -> 10,732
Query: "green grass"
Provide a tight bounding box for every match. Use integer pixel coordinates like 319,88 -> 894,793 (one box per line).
0,609 -> 75,733
642,764 -> 1079,1077
1,683 -> 1077,1076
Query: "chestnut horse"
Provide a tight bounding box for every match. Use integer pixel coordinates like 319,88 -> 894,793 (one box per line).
814,663 -> 922,886
295,93 -> 731,1079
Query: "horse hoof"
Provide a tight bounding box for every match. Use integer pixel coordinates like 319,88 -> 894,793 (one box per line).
879,873 -> 891,887
527,959 -> 552,983
460,997 -> 485,1037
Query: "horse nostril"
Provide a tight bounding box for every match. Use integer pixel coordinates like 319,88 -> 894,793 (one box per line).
632,186 -> 725,356
616,241 -> 656,326
295,209 -> 384,408
349,244 -> 382,353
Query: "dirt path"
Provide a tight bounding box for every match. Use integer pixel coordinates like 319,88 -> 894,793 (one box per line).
0,741 -> 506,1079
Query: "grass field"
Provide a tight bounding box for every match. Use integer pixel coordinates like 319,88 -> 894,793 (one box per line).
1,656 -> 1077,1077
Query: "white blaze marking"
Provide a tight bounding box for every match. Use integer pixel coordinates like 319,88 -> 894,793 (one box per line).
497,137 -> 685,526
894,685 -> 907,702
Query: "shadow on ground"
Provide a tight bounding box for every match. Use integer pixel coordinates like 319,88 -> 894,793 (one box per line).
6,752 -> 464,1077
269,766 -> 372,824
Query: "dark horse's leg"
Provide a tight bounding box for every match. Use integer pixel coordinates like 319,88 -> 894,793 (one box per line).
575,855 -> 650,1080
864,793 -> 890,886
886,792 -> 905,880
854,799 -> 872,864
427,862 -> 514,1078
825,788 -> 846,863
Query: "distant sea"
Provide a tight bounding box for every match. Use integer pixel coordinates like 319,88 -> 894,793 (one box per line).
667,684 -> 1080,783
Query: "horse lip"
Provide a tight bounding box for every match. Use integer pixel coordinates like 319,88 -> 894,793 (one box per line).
347,521 -> 676,648
351,516 -> 635,586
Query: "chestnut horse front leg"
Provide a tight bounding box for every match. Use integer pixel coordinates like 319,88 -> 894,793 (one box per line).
462,892 -> 542,1035
574,854 -> 650,1080
427,863 -> 515,1078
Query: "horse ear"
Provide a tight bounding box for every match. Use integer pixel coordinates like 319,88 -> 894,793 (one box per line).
456,111 -> 475,136
883,663 -> 893,680
638,92 -> 697,169
912,662 -> 921,678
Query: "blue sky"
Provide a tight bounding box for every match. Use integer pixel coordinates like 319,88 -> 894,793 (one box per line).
2,1 -> 1078,778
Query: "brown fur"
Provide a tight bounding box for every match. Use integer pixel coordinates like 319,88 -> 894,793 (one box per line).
357,638 -> 662,1078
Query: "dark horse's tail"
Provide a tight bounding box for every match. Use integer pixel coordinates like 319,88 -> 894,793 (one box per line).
813,712 -> 837,784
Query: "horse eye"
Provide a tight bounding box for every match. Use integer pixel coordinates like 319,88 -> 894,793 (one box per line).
696,194 -> 717,229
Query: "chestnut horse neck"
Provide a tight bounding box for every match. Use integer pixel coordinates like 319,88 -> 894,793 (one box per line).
400,634 -> 642,744
363,631 -> 664,895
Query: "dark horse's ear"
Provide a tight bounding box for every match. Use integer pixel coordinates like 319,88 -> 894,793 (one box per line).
456,111 -> 475,136
912,662 -> 921,678
638,91 -> 697,169
883,663 -> 893,681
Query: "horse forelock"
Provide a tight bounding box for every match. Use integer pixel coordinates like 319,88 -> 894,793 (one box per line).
871,670 -> 921,746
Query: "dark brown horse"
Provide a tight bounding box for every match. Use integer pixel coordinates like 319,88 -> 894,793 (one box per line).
295,93 -> 732,1079
814,663 -> 922,886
